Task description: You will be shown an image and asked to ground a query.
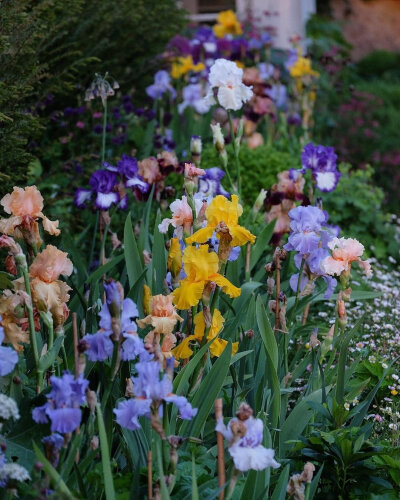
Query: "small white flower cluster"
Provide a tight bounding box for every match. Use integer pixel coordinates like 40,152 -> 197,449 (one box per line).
0,463 -> 30,483
0,394 -> 20,421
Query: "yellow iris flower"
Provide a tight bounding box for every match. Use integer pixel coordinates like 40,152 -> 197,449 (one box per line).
172,245 -> 240,310
172,309 -> 238,359
168,237 -> 182,278
186,195 -> 255,247
213,10 -> 242,38
289,57 -> 319,79
171,56 -> 205,79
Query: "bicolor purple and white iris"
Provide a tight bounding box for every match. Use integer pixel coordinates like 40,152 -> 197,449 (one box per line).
197,167 -> 229,198
32,372 -> 89,434
114,360 -> 197,431
75,169 -> 121,210
216,416 -> 280,471
301,143 -> 341,192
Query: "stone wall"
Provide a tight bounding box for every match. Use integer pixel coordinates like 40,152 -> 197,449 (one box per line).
331,0 -> 400,59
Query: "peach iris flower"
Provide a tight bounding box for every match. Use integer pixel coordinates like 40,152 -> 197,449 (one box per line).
321,237 -> 372,277
137,294 -> 183,334
186,195 -> 255,247
28,245 -> 73,326
0,291 -> 30,352
172,245 -> 240,310
0,186 -> 60,237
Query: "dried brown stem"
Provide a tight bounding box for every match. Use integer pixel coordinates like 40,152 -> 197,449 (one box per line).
147,450 -> 153,500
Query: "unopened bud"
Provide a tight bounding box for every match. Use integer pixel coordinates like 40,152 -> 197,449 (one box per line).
90,436 -> 99,451
267,276 -> 275,295
86,389 -> 97,413
211,123 -> 225,153
236,402 -> 253,421
244,329 -> 254,339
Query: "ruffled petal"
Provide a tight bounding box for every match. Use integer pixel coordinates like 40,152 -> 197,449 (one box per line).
172,280 -> 205,310
186,226 -> 215,245
228,225 -> 256,247
171,335 -> 196,360
211,274 -> 241,298
41,216 -> 61,236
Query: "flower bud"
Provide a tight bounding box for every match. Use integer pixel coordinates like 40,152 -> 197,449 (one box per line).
211,123 -> 225,153
236,402 -> 253,421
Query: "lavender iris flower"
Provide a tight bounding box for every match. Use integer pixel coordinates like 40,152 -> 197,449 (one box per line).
0,322 -> 18,376
32,372 -> 89,434
146,71 -> 177,100
285,206 -> 338,298
216,415 -> 280,472
114,360 -> 197,431
83,289 -> 150,363
301,143 -> 341,192
178,84 -> 211,115
265,84 -> 287,109
198,167 -> 229,198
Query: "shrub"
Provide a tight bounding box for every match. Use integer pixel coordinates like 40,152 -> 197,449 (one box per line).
201,144 -> 301,205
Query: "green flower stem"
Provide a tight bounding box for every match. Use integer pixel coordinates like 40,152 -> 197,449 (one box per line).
101,340 -> 119,410
225,468 -> 240,500
227,111 -> 241,196
101,99 -> 108,164
288,258 -> 306,327
17,256 -> 42,392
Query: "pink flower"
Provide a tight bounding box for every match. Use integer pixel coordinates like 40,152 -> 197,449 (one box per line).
158,196 -> 193,238
76,121 -> 85,129
184,162 -> 205,180
321,237 -> 371,277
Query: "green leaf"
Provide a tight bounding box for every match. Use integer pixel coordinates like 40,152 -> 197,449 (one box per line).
124,213 -> 144,288
191,453 -> 199,500
0,271 -> 13,290
86,254 -> 124,284
250,219 -> 276,271
139,184 -> 155,252
156,438 -> 170,500
256,296 -> 278,370
279,388 -> 331,457
335,315 -> 364,403
270,464 -> 290,500
308,463 -> 324,499
38,336 -> 64,372
33,442 -> 76,498
180,343 -> 232,438
96,403 -> 116,500
121,426 -> 150,470
152,210 -> 166,295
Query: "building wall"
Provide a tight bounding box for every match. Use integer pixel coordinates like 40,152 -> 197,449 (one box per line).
331,0 -> 400,60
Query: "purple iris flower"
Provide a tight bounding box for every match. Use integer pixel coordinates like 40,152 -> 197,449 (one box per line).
301,143 -> 341,192
117,155 -> 138,178
198,167 -> 229,197
75,169 -> 120,210
0,322 -> 18,376
285,48 -> 298,71
32,372 -> 89,434
114,360 -> 197,431
146,71 -> 177,100
42,433 -> 64,450
168,35 -> 192,55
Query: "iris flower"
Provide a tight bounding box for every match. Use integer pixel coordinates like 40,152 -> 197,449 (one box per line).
172,309 -> 238,359
172,245 -> 240,310
186,195 -> 255,247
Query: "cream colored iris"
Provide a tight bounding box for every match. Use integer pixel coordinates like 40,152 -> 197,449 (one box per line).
172,309 -> 238,359
186,195 -> 255,247
172,245 -> 240,310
